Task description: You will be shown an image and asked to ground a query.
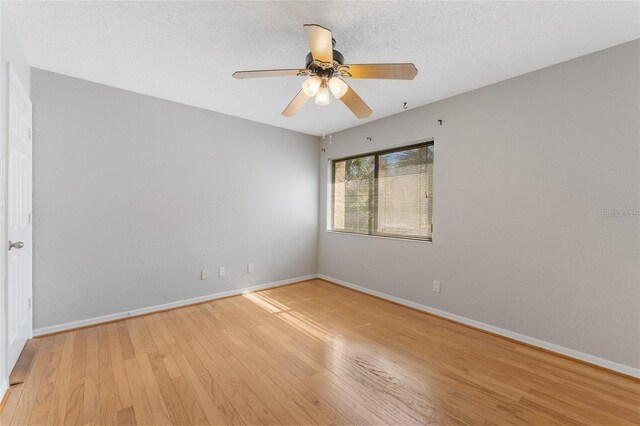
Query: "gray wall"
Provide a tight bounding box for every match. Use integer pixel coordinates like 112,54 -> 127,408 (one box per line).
318,40 -> 640,369
1,3 -> 31,393
31,69 -> 319,329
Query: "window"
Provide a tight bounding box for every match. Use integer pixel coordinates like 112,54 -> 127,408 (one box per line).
330,142 -> 434,241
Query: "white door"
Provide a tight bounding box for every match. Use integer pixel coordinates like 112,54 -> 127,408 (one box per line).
7,66 -> 32,373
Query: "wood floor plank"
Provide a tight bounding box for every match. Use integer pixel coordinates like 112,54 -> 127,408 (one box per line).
134,317 -> 191,425
116,406 -> 137,425
226,296 -> 382,424
206,303 -> 334,424
145,313 -> 226,425
188,305 -> 300,425
125,319 -> 173,425
161,311 -> 246,425
2,280 -> 638,425
81,328 -> 99,425
27,335 -> 65,425
64,329 -> 87,425
0,384 -> 22,426
176,308 -> 278,425
107,323 -> 133,411
170,376 -> 208,425
174,326 -> 261,423
122,353 -> 155,425
46,332 -> 75,425
97,326 -> 118,426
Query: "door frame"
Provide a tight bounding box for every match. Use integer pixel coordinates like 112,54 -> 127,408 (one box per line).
5,64 -> 33,375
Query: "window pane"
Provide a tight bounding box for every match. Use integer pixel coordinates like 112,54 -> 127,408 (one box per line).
330,143 -> 433,241
376,145 -> 433,238
333,155 -> 375,234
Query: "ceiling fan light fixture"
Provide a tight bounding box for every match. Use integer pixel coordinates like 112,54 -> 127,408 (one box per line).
301,75 -> 322,97
315,80 -> 330,106
328,77 -> 348,98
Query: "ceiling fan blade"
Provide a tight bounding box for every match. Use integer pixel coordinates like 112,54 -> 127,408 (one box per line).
340,84 -> 372,119
282,90 -> 310,117
342,63 -> 418,80
303,24 -> 333,64
233,69 -> 307,79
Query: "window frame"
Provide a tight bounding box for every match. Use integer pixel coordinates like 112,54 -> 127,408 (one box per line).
329,140 -> 434,242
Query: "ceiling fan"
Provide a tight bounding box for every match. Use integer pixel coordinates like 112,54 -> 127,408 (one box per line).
232,24 -> 418,119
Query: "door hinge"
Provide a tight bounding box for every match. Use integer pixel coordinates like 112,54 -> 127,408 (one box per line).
28,297 -> 32,309
28,213 -> 32,224
27,128 -> 32,140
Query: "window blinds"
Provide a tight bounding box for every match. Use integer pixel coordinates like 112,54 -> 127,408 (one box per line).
331,143 -> 433,241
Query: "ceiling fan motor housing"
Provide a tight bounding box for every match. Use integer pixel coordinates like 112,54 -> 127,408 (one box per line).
305,40 -> 345,78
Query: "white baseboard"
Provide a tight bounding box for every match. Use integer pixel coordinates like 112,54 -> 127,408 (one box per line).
318,274 -> 640,379
34,274 -> 318,336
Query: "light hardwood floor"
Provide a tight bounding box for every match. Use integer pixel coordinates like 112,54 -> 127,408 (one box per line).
1,279 -> 639,425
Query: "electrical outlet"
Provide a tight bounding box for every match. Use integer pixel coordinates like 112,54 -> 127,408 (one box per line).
218,267 -> 226,277
247,263 -> 254,273
201,269 -> 209,280
433,280 -> 441,293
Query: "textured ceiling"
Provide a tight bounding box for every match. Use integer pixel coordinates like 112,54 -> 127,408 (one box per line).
5,1 -> 640,136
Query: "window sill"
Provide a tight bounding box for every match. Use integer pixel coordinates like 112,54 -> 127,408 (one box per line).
325,230 -> 433,244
